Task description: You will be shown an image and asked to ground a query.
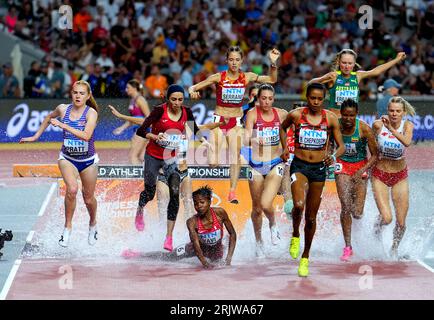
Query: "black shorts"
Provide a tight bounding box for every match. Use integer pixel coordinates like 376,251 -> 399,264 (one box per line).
290,156 -> 327,183
157,168 -> 189,185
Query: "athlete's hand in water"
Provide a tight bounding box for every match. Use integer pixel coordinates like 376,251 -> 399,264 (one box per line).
269,48 -> 281,65
395,52 -> 406,62
50,118 -> 64,129
19,136 -> 37,143
280,149 -> 290,162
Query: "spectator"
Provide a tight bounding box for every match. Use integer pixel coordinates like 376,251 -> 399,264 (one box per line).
3,6 -> 18,33
145,65 -> 168,98
409,57 -> 426,77
23,61 -> 40,98
376,79 -> 402,118
0,63 -> 20,98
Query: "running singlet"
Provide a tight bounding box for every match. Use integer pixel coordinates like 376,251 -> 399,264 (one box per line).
254,107 -> 281,146
61,104 -> 95,160
328,71 -> 359,109
294,108 -> 329,151
128,95 -> 145,117
340,118 -> 367,162
197,208 -> 224,246
377,120 -> 406,160
287,127 -> 295,154
146,103 -> 188,160
216,70 -> 247,108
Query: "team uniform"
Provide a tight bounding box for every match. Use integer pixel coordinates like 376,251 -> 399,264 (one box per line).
335,118 -> 368,178
291,107 -> 330,183
248,107 -> 284,179
59,104 -> 99,172
128,95 -> 146,130
372,120 -> 408,187
328,71 -> 359,110
136,103 -> 202,220
213,70 -> 247,134
177,208 -> 225,260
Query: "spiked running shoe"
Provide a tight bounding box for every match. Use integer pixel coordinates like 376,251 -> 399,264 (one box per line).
298,258 -> 309,277
289,237 -> 300,259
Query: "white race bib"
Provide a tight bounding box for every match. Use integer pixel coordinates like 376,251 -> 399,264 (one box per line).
299,128 -> 327,147
221,87 -> 245,103
63,139 -> 88,156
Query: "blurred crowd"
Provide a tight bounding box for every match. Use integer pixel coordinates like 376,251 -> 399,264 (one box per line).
0,0 -> 433,99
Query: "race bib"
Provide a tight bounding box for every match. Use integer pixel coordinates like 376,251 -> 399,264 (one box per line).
274,164 -> 284,177
158,134 -> 183,150
335,162 -> 343,173
63,139 -> 88,156
257,127 -> 280,146
221,87 -> 245,103
344,143 -> 357,157
335,89 -> 358,105
299,128 -> 327,148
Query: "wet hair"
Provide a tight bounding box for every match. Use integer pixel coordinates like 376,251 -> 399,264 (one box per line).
330,49 -> 362,72
340,98 -> 359,113
257,83 -> 275,97
226,45 -> 244,59
192,185 -> 213,201
306,82 -> 327,97
388,96 -> 416,116
72,80 -> 99,113
127,79 -> 144,95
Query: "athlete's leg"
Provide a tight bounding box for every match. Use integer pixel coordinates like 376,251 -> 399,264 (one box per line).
371,176 -> 394,237
301,181 -> 326,259
80,163 -> 98,227
58,160 -> 80,229
391,178 -> 409,251
248,171 -> 265,243
336,174 -> 354,247
227,127 -> 243,197
129,134 -> 147,165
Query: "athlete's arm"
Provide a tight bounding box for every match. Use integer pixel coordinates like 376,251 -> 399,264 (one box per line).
278,108 -> 289,151
108,105 -> 144,125
50,108 -> 98,142
137,96 -> 151,117
188,73 -> 220,100
324,112 -> 345,166
186,217 -> 212,269
19,104 -> 64,143
381,117 -> 414,147
357,52 -> 406,82
308,71 -> 337,88
358,121 -> 379,174
280,110 -> 297,162
136,106 -> 164,140
216,208 -> 236,266
243,108 -> 256,146
372,119 -> 383,135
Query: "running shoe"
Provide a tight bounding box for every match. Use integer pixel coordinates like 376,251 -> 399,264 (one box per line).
289,236 -> 300,259
58,228 -> 71,247
270,225 -> 281,245
135,208 -> 145,232
256,242 -> 265,258
228,190 -> 239,204
298,258 -> 309,277
164,236 -> 173,252
340,246 -> 353,262
88,225 -> 98,246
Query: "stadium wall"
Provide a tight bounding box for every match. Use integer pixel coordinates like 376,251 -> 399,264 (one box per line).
1,98 -> 433,142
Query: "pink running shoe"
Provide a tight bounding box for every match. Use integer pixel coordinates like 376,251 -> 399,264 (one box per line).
340,246 -> 353,262
163,236 -> 173,252
228,190 -> 239,204
121,249 -> 141,259
135,213 -> 145,232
